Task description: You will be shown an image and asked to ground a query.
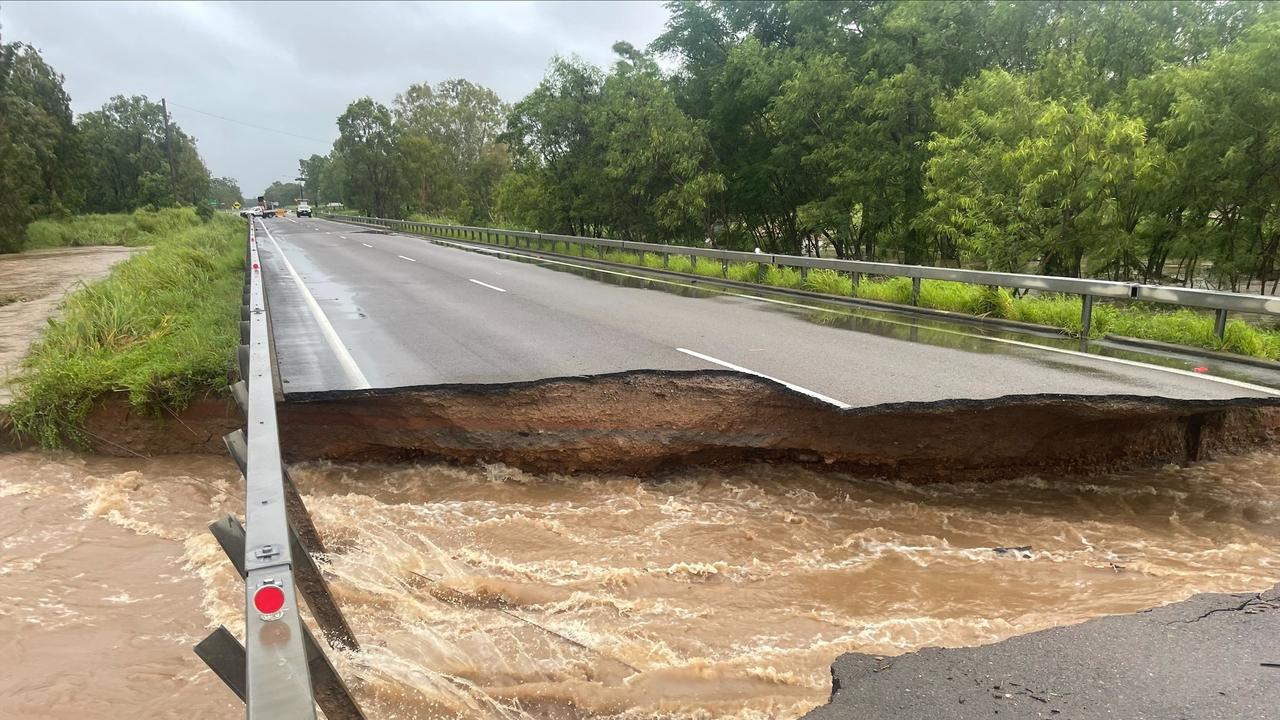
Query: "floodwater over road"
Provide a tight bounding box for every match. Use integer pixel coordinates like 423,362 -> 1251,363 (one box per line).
2,450 -> 1278,719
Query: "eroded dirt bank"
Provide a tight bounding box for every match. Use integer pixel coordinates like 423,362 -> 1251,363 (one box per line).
276,370 -> 1279,480
8,370 -> 1278,481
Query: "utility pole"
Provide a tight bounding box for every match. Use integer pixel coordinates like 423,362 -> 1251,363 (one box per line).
160,97 -> 180,202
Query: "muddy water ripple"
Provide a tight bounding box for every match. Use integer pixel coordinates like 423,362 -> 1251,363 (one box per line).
1,450 -> 1277,718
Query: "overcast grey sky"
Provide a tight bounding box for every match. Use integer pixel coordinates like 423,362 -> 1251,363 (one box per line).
2,1 -> 672,196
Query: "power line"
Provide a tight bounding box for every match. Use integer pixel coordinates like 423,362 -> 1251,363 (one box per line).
167,101 -> 330,144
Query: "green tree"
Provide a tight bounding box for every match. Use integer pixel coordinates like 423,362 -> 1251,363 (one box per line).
207,176 -> 242,208
262,180 -> 303,205
501,57 -> 606,235
1160,18 -> 1280,292
925,70 -> 1148,277
334,98 -> 400,217
393,79 -> 509,220
0,42 -> 78,251
77,95 -> 210,212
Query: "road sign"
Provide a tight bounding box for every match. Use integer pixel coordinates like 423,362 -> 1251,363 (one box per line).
233,201 -> 242,210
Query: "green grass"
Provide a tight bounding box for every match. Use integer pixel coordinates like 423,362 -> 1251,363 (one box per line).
23,208 -> 202,250
8,213 -> 244,446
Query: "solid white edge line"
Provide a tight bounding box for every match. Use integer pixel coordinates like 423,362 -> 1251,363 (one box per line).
398,255 -> 416,262
256,220 -> 372,390
408,233 -> 1280,399
676,347 -> 853,409
468,278 -> 507,293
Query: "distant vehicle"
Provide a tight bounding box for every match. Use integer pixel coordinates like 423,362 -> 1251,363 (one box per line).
251,207 -> 264,217
296,201 -> 312,218
239,208 -> 254,218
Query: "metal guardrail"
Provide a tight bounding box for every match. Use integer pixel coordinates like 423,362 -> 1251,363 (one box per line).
194,220 -> 366,719
238,220 -> 315,718
323,214 -> 1280,339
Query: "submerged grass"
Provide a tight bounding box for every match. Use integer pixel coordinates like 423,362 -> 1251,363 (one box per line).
388,219 -> 1280,362
8,213 -> 244,446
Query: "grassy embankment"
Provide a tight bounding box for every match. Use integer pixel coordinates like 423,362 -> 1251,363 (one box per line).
408,221 -> 1280,361
7,209 -> 244,446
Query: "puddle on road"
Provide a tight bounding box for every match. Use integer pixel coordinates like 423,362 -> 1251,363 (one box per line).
3,450 -> 1278,719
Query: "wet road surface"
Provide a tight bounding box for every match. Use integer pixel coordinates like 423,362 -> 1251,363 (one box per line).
255,217 -> 1279,405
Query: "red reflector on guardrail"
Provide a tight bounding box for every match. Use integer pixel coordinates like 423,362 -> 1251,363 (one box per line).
253,584 -> 285,616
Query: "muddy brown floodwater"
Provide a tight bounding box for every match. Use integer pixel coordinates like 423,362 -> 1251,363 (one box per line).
2,450 -> 1278,719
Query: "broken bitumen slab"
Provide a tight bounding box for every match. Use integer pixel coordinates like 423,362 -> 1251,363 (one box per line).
804,583 -> 1280,720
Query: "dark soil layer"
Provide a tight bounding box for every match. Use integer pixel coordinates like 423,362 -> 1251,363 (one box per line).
5,370 -> 1277,480
275,370 -> 1277,480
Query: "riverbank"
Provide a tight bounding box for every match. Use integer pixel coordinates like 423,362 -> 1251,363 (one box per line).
805,582 -> 1280,720
0,245 -> 140,404
4,212 -> 243,447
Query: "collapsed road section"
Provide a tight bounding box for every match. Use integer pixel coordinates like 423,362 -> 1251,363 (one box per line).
262,370 -> 1280,479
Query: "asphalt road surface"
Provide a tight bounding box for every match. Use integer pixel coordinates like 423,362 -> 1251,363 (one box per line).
254,216 -> 1280,406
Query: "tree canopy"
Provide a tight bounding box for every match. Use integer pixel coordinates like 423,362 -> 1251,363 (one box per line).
308,1 -> 1280,291
0,39 -> 219,251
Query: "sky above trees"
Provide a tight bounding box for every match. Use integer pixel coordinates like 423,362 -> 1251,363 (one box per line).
0,0 -> 671,193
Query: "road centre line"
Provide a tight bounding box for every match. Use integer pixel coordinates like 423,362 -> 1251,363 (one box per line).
255,219 -> 372,390
468,278 -> 507,293
402,232 -> 1280,398
676,347 -> 852,409
398,255 -> 416,262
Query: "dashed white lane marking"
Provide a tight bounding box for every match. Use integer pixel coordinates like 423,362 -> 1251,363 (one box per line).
339,235 -> 347,240
398,255 -> 416,262
675,347 -> 852,409
468,279 -> 507,293
255,220 -> 372,389
362,243 -> 373,248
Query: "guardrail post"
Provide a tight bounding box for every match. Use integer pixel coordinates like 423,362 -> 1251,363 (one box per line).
911,277 -> 921,306
800,266 -> 808,282
851,271 -> 861,295
757,262 -> 766,283
690,254 -> 697,270
1214,308 -> 1228,339
662,252 -> 669,268
721,259 -> 729,278
1081,294 -> 1094,337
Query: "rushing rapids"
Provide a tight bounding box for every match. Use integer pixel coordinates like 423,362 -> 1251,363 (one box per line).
1,450 -> 1278,719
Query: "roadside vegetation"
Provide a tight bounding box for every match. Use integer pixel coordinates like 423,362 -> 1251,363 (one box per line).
304,1 -> 1280,301
21,208 -> 205,250
1,41 -> 240,253
7,212 -> 243,446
